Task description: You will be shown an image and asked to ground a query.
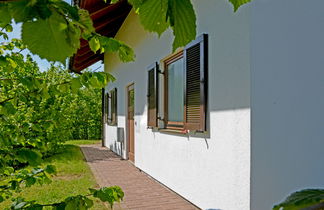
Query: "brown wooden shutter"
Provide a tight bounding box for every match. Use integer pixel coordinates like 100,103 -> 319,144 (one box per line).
184,34 -> 208,132
102,88 -> 106,124
147,62 -> 159,127
105,92 -> 110,123
110,88 -> 118,126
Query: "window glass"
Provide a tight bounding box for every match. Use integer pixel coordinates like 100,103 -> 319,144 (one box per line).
167,58 -> 184,122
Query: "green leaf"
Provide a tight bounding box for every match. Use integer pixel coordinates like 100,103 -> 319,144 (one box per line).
58,83 -> 69,93
64,195 -> 93,210
16,149 -> 42,166
71,78 -> 82,93
89,76 -> 100,88
25,177 -> 36,187
66,23 -> 81,50
33,0 -> 52,19
168,0 -> 196,50
78,9 -> 95,33
0,102 -> 16,115
89,37 -> 100,53
22,10 -> 79,63
92,186 -> 124,207
44,164 -> 56,174
99,37 -> 135,62
20,77 -> 34,89
132,0 -> 196,50
53,1 -> 79,21
0,3 -> 11,28
229,0 -> 251,12
137,0 -> 169,36
8,0 -> 34,23
99,36 -> 121,53
118,44 -> 135,62
273,189 -> 324,210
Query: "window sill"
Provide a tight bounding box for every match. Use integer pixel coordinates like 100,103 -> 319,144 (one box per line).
158,128 -> 188,135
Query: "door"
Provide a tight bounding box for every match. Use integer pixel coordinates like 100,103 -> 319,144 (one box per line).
127,84 -> 135,162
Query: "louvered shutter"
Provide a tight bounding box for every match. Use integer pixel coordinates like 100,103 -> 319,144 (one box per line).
105,93 -> 110,123
184,34 -> 208,132
110,88 -> 118,125
102,88 -> 106,123
147,63 -> 159,127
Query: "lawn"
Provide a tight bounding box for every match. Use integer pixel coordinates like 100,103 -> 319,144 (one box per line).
0,140 -> 108,210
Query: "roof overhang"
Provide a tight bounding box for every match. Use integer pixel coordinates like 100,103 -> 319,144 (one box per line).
70,0 -> 131,73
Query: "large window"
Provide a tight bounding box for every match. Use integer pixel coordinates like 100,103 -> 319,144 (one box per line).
147,34 -> 208,132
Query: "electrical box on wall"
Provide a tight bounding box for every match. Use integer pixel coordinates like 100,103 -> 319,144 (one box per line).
117,127 -> 124,143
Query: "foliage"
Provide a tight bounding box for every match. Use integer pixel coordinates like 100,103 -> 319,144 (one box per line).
0,144 -> 108,209
273,189 -> 324,210
0,39 -> 112,163
0,0 -> 134,64
70,88 -> 102,140
123,0 -> 251,50
0,38 -> 121,209
10,186 -> 123,209
0,165 -> 56,204
1,0 -> 250,64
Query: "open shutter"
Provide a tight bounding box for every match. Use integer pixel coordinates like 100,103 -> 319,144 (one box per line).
105,92 -> 110,123
147,62 -> 159,127
184,34 -> 208,132
102,88 -> 106,124
110,88 -> 118,125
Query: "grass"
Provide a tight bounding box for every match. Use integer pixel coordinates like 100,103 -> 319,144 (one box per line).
65,139 -> 101,145
0,140 -> 108,210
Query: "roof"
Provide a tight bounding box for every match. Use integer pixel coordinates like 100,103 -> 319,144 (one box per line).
70,0 -> 132,73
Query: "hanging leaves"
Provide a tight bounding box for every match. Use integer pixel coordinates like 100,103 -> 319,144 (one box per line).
22,11 -> 78,64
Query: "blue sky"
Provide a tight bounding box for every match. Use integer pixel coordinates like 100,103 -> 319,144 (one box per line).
0,0 -> 103,72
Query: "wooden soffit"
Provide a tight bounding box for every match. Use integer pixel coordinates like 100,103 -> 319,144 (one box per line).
70,0 -> 131,73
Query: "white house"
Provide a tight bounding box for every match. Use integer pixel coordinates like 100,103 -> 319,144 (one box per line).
71,0 -> 324,209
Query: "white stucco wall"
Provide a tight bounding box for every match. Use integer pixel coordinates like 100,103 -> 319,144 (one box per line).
104,1 -> 251,209
251,0 -> 324,209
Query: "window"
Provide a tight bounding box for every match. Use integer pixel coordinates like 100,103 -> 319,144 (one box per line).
107,88 -> 117,126
164,51 -> 185,130
147,34 -> 208,132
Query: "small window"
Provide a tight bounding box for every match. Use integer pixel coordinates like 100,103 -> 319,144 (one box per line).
108,88 -> 117,126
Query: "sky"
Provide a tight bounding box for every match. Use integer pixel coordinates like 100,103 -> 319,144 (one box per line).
0,0 -> 103,73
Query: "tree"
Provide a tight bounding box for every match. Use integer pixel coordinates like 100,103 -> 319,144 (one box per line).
0,38 -> 123,209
